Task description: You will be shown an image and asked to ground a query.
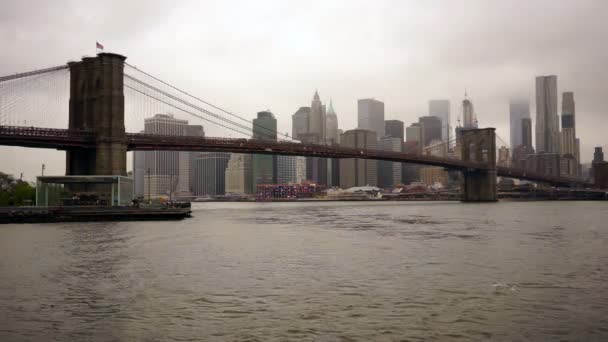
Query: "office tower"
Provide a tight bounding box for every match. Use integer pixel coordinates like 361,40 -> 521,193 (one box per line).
498,146 -> 510,167
509,100 -> 530,149
339,129 -> 378,188
276,155 -> 302,184
185,125 -> 205,195
143,114 -> 188,198
418,116 -> 442,148
406,123 -> 421,144
225,153 -> 253,194
429,100 -> 450,143
133,148 -> 145,198
521,118 -> 533,149
560,92 -> 578,176
403,123 -> 422,183
308,91 -> 326,143
358,98 -> 385,138
594,147 -> 605,163
423,139 -> 447,157
385,120 -> 404,141
378,136 -> 402,188
326,100 -> 339,145
193,152 -> 230,196
292,107 -> 310,140
462,95 -> 477,128
535,75 -> 559,153
525,153 -> 561,177
252,111 -> 277,189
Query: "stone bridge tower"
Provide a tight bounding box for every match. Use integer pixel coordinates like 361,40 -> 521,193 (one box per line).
459,128 -> 497,202
66,53 -> 127,176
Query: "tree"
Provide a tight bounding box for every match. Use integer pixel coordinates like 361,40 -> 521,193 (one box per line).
0,172 -> 36,206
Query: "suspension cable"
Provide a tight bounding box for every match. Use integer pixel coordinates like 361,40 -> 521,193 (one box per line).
0,65 -> 68,83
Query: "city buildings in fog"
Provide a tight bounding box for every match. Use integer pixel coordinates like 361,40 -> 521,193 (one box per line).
193,152 -> 230,196
339,129 -> 377,188
509,100 -> 530,150
252,111 -> 277,189
325,100 -> 339,145
418,116 -> 442,148
462,94 -> 477,129
535,75 -> 560,153
429,99 -> 450,143
277,155 -> 307,184
225,153 -> 253,194
291,106 -> 310,140
385,120 -> 404,141
560,91 -> 580,175
498,146 -> 511,167
358,98 -> 385,138
378,136 -> 402,188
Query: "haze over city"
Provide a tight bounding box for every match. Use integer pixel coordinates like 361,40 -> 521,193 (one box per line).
1,0 -> 607,179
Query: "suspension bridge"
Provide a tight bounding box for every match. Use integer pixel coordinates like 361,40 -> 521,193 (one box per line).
0,52 -> 600,202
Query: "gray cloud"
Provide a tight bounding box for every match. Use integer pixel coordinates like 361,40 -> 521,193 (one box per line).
1,0 -> 607,179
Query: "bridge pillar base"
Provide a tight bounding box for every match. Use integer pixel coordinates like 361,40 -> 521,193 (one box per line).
462,169 -> 497,202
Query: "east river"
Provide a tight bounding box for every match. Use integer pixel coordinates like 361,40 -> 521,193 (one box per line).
1,201 -> 607,341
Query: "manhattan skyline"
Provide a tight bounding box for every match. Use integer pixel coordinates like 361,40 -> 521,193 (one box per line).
1,0 -> 607,179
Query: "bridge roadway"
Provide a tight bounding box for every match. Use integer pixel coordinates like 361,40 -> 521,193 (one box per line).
0,125 -> 592,187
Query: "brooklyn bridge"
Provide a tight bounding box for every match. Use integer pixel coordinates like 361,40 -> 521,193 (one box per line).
0,53 -> 602,201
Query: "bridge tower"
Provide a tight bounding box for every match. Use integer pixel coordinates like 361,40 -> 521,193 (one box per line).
66,53 -> 127,176
460,128 -> 497,202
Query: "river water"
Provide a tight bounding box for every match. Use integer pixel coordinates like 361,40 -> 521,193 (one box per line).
1,201 -> 607,341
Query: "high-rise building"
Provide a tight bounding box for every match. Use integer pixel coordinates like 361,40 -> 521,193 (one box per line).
498,146 -> 510,167
185,125 -> 205,195
462,95 -> 477,129
308,91 -> 326,143
429,100 -> 450,143
560,92 -> 578,175
378,136 -> 402,188
133,148 -> 145,198
358,98 -> 384,138
594,147 -> 605,163
406,123 -> 421,144
384,120 -> 404,141
276,155 -> 307,184
291,107 -> 310,140
403,122 -> 422,182
509,100 -> 530,149
193,152 -> 230,196
535,75 -> 559,153
521,118 -> 533,149
252,111 -> 277,188
142,114 -> 188,198
419,116 -> 442,148
225,153 -> 253,194
339,129 -> 377,188
325,100 -> 339,145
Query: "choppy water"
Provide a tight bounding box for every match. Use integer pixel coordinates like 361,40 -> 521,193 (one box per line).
1,201 -> 608,341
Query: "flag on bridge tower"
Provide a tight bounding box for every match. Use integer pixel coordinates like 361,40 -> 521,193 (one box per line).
96,42 -> 104,51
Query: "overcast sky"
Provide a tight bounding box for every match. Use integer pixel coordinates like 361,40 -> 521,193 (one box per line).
1,0 -> 607,180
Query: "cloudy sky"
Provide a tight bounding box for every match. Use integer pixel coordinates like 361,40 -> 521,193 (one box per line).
1,0 -> 607,180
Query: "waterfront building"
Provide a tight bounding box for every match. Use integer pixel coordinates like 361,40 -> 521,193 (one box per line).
252,111 -> 277,188
419,116 -> 442,148
291,107 -> 310,140
224,153 -> 253,194
358,98 -> 385,138
339,129 -> 378,188
276,155 -> 307,184
378,136 -> 402,188
419,167 -> 448,187
509,100 -> 530,149
384,120 -> 404,141
429,99 -> 450,143
535,75 -> 559,153
193,152 -> 230,196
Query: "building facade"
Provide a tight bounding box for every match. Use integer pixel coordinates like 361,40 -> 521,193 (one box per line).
384,120 -> 404,141
291,107 -> 310,140
419,116 -> 443,148
429,99 -> 450,143
535,75 -> 559,153
224,153 -> 253,194
358,98 -> 384,138
339,129 -> 378,188
193,152 -> 230,196
378,136 -> 402,188
252,111 -> 277,188
509,100 -> 530,149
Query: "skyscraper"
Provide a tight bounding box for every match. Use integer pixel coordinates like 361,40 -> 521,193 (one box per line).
429,100 -> 450,143
291,107 -> 310,140
378,136 -> 402,188
325,100 -> 339,145
535,75 -> 559,153
308,90 -> 326,143
509,100 -> 530,149
193,152 -> 230,196
418,116 -> 442,148
462,95 -> 477,129
142,114 -> 188,198
521,118 -> 533,149
252,111 -> 277,189
384,120 -> 404,141
358,98 -> 384,138
339,129 -> 377,188
224,153 -> 253,194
